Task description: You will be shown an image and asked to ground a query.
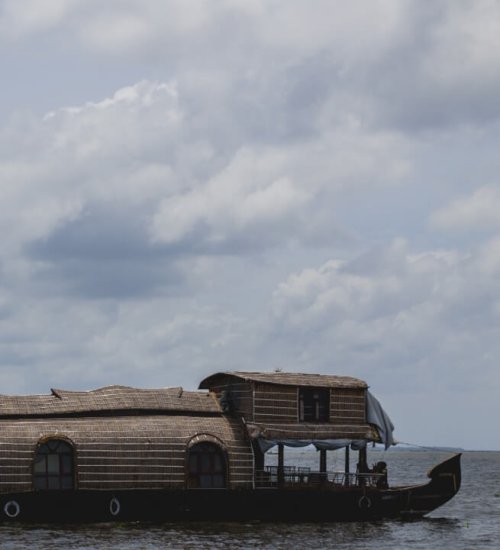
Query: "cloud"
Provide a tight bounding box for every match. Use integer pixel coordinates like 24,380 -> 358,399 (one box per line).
150,147 -> 312,250
0,292 -> 248,393
5,1 -> 500,132
0,0 -> 78,38
0,82 -> 180,259
431,186 -> 500,232
271,240 -> 500,389
0,77 -> 413,294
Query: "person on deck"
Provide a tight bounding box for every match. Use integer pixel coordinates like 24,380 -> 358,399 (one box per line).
373,461 -> 388,488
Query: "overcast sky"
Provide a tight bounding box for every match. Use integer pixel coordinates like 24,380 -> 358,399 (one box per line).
0,0 -> 499,450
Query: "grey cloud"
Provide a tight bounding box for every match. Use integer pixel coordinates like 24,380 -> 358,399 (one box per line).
26,205 -> 185,299
33,257 -> 183,300
271,242 -> 500,376
28,207 -> 151,261
360,2 -> 500,131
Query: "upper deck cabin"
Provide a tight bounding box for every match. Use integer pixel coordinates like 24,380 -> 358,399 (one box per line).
199,371 -> 393,486
199,371 -> 379,442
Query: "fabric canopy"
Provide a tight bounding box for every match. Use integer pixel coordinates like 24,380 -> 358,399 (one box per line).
257,438 -> 370,453
366,390 -> 394,449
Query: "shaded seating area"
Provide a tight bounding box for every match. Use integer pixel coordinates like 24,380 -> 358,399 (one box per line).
253,441 -> 388,490
254,464 -> 387,489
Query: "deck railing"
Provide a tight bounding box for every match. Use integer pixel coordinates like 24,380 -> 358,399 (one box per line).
254,466 -> 386,488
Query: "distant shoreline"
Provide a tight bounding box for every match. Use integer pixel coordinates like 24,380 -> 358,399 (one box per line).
269,446 -> 498,453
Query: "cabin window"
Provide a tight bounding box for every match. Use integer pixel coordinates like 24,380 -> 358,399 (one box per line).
33,439 -> 74,490
187,442 -> 227,488
299,388 -> 330,422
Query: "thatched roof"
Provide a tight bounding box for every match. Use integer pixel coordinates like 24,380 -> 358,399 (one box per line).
0,385 -> 220,418
199,371 -> 368,390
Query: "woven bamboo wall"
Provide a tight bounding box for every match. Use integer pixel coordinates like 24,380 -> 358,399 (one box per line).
330,388 -> 366,425
200,372 -> 370,430
253,383 -> 297,423
0,415 -> 253,494
247,384 -> 375,441
205,379 -> 371,438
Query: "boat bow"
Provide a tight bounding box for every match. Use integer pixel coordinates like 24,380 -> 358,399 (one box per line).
399,453 -> 462,517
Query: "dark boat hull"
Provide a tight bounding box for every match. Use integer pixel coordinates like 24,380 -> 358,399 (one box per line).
0,454 -> 461,523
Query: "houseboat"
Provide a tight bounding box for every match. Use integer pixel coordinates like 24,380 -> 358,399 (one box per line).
0,371 -> 460,522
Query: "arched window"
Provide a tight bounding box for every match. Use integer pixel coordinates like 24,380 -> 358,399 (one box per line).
33,439 -> 74,490
187,442 -> 227,488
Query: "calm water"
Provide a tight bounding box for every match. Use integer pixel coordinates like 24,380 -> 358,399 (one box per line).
0,450 -> 498,549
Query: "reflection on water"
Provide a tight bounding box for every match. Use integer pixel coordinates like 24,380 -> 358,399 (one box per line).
0,451 -> 498,550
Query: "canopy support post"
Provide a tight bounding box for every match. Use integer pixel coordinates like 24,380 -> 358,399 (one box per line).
344,446 -> 350,486
278,443 -> 284,487
319,449 -> 327,474
252,440 -> 264,471
357,445 -> 368,486
358,446 -> 368,470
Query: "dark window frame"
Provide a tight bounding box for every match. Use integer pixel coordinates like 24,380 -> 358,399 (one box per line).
187,442 -> 228,489
33,438 -> 75,491
298,387 -> 330,422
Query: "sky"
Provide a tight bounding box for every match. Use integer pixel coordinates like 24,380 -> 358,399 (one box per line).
0,0 -> 499,450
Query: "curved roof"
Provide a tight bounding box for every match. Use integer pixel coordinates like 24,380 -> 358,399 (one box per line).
0,385 -> 220,417
199,371 -> 368,389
